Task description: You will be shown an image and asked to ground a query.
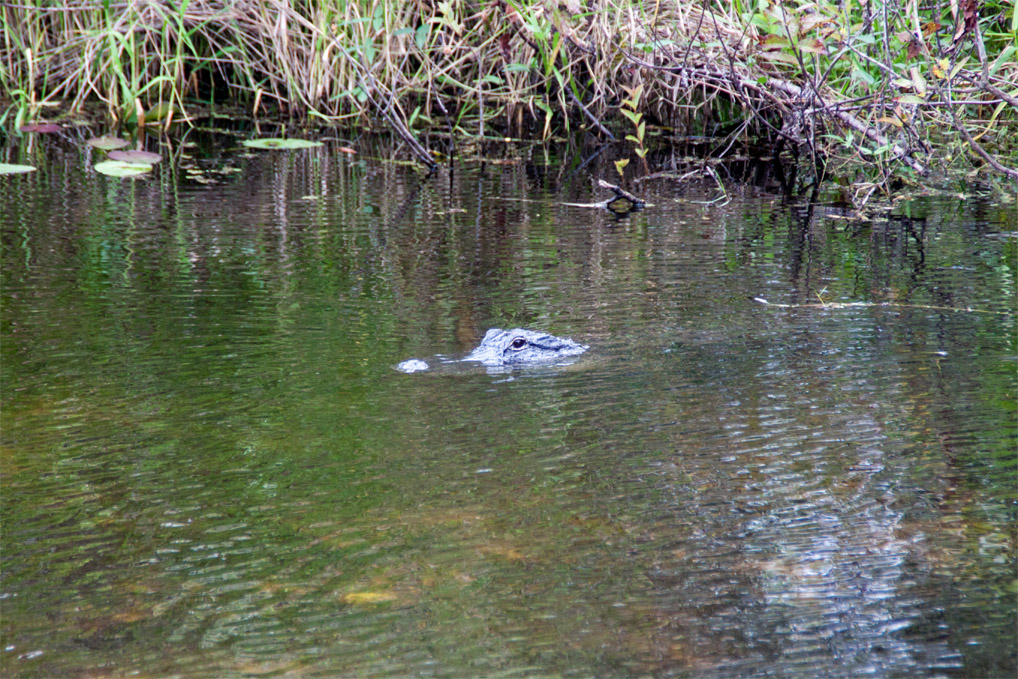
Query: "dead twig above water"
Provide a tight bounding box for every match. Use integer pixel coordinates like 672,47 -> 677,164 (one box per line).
595,180 -> 645,207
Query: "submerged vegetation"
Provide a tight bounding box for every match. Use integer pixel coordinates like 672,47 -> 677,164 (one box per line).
2,0 -> 1016,195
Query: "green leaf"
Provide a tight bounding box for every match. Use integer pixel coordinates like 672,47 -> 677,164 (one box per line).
850,65 -> 876,86
989,46 -> 1013,76
532,99 -> 553,115
94,160 -> 152,177
630,83 -> 643,107
415,23 -> 430,50
620,109 -> 641,125
0,162 -> 36,175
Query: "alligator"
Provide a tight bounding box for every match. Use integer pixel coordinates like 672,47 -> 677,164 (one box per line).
396,328 -> 588,373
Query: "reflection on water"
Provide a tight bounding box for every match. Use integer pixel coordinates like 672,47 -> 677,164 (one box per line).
1,141 -> 1015,678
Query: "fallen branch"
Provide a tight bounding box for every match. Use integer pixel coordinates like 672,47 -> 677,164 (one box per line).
942,77 -> 1018,181
764,77 -> 927,176
568,88 -> 615,140
952,116 -> 1018,180
359,70 -> 438,170
596,179 -> 645,206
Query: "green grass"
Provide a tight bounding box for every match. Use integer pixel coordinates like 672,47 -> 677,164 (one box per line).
2,0 -> 1016,191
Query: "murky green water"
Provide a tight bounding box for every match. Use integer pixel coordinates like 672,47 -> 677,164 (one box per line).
2,138 -> 1015,678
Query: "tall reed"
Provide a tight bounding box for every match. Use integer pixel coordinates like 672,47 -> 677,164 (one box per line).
2,1 -> 1016,186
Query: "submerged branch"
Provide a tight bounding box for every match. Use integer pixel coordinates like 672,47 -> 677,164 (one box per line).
753,298 -> 1012,316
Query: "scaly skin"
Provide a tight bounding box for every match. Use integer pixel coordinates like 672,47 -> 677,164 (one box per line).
397,328 -> 587,373
463,328 -> 588,366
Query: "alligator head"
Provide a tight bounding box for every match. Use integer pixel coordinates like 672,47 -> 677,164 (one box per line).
396,328 -> 587,373
462,328 -> 588,366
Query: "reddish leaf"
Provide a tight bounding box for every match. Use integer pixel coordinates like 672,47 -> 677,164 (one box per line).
19,123 -> 60,133
906,34 -> 922,60
108,150 -> 162,164
952,0 -> 978,45
799,38 -> 828,55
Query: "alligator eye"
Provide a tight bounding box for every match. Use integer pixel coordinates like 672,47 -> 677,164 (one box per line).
510,337 -> 527,350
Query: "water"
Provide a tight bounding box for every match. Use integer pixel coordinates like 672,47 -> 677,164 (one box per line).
1,138 -> 1015,678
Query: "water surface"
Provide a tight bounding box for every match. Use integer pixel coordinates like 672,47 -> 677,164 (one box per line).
1,139 -> 1015,678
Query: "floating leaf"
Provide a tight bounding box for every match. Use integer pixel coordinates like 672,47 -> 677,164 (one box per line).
0,163 -> 36,175
94,160 -> 152,177
340,591 -> 398,605
108,150 -> 162,164
87,135 -> 130,150
242,138 -> 323,150
19,123 -> 60,133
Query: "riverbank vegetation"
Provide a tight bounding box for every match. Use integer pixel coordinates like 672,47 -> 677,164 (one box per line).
2,0 -> 1016,197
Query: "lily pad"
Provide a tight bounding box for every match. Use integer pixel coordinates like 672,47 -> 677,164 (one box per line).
242,138 -> 323,150
87,135 -> 130,150
20,123 -> 61,133
94,160 -> 153,177
0,163 -> 36,175
108,150 -> 162,165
